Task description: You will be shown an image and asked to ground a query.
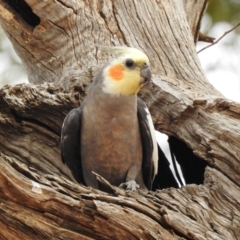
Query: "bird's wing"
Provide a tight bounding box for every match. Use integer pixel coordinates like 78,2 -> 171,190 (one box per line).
137,97 -> 158,190
152,141 -> 180,190
61,108 -> 85,184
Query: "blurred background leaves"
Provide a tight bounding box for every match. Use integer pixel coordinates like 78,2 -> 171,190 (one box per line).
197,0 -> 240,102
207,0 -> 240,27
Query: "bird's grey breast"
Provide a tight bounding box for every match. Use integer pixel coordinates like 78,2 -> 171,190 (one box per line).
80,91 -> 142,187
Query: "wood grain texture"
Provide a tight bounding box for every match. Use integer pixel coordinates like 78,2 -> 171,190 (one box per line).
0,153 -> 239,239
1,0 -> 240,239
0,81 -> 239,239
182,0 -> 208,42
0,0 -> 208,84
0,83 -> 81,182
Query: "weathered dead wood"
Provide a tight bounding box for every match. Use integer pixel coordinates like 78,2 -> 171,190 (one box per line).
0,0 -> 240,239
143,81 -> 240,186
0,80 -> 240,239
182,0 -> 209,43
0,83 -> 80,181
0,0 -> 208,85
0,152 -> 239,240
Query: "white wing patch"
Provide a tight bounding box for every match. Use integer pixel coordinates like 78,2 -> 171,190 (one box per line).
144,107 -> 158,175
155,131 -> 185,187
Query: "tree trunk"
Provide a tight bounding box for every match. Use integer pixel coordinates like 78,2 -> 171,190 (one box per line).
0,0 -> 239,239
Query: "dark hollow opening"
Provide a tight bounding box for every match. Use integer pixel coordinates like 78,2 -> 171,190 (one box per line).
3,0 -> 40,27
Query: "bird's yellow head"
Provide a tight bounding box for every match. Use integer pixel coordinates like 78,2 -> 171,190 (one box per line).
101,47 -> 151,95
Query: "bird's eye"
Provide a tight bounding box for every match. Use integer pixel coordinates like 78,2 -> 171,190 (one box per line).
125,59 -> 134,68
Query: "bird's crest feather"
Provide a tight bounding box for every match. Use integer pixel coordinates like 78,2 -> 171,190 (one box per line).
98,46 -> 148,60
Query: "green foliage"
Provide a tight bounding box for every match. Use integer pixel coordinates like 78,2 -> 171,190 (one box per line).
207,0 -> 240,26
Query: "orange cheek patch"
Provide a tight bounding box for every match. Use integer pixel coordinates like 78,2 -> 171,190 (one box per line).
108,64 -> 124,81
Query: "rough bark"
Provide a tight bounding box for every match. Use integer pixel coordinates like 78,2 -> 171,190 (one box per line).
0,0 -> 240,239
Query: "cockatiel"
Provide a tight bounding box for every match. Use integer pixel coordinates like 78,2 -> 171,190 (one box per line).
61,46 -> 158,191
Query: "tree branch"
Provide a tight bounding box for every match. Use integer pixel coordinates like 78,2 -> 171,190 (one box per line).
197,23 -> 240,53
0,152 -> 239,239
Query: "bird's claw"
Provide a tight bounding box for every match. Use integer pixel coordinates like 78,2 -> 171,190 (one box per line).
119,180 -> 139,191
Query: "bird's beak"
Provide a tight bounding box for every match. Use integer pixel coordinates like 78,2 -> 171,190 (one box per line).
140,66 -> 152,85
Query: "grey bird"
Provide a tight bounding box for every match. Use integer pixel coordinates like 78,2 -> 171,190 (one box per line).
61,47 -> 158,191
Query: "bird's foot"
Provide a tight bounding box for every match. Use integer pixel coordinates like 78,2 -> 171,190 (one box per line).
119,180 -> 139,191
